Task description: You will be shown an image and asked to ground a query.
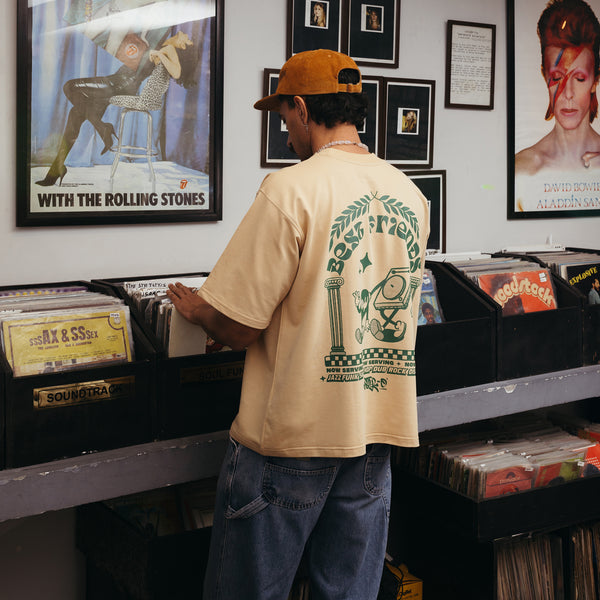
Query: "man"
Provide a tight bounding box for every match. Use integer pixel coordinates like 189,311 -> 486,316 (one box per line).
167,49 -> 429,600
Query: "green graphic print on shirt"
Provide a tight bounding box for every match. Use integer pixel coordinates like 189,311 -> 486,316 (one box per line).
323,192 -> 422,392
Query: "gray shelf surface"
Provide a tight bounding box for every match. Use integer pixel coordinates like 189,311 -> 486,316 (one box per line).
1,364 -> 599,524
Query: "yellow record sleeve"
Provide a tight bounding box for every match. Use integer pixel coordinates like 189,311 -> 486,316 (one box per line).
1,307 -> 134,377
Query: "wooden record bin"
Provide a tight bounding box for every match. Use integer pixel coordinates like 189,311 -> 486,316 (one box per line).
94,274 -> 244,440
443,261 -> 583,381
0,281 -> 157,469
416,261 -> 497,396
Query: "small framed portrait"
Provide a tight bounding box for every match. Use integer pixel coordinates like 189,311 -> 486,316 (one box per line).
288,0 -> 344,55
383,78 -> 435,168
404,170 -> 447,254
399,109 -> 419,135
260,69 -> 300,168
347,0 -> 400,67
359,76 -> 384,157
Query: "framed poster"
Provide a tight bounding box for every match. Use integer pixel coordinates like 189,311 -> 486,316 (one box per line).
404,170 -> 446,254
359,76 -> 384,157
383,78 -> 435,168
17,0 -> 224,227
260,69 -> 300,168
445,20 -> 496,110
347,0 -> 400,67
508,0 -> 600,219
287,0 -> 344,55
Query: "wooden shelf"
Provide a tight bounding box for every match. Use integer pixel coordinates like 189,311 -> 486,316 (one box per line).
1,365 -> 599,524
0,431 -> 228,523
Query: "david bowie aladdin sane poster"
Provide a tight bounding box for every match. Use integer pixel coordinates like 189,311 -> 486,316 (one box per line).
510,0 -> 600,218
17,0 -> 223,226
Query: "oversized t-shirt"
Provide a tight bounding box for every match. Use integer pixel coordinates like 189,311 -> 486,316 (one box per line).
199,148 -> 430,457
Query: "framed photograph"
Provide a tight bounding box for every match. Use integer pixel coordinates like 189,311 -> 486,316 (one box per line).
287,0 -> 344,55
383,78 -> 435,168
508,0 -> 600,219
359,76 -> 384,157
445,20 -> 496,110
347,0 -> 400,67
260,69 -> 300,168
405,170 -> 446,254
17,0 -> 224,227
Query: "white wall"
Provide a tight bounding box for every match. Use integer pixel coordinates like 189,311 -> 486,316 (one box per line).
1,0 -> 597,288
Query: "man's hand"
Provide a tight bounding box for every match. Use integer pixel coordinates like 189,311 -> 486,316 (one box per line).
166,282 -> 263,351
166,282 -> 205,324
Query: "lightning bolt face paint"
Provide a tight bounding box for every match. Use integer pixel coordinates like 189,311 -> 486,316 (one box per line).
543,45 -> 598,128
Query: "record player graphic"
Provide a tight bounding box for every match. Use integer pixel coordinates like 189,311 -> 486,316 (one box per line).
367,268 -> 420,342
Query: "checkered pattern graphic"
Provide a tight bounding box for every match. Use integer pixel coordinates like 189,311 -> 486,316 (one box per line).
325,348 -> 415,367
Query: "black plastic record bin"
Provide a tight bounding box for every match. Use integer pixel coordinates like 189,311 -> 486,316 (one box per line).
444,260 -> 583,381
415,261 -> 497,396
0,281 -> 157,469
563,247 -> 600,366
93,273 -> 244,440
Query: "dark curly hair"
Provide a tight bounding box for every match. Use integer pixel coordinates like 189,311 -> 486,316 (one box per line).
279,68 -> 369,129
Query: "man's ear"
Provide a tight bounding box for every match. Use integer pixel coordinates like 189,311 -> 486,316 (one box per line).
294,96 -> 309,126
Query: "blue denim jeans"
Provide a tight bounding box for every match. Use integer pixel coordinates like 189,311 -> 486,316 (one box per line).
203,437 -> 391,600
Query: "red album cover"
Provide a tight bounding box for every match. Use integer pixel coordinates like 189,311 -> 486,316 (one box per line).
533,458 -> 579,487
476,269 -> 557,315
580,443 -> 600,478
483,465 -> 535,498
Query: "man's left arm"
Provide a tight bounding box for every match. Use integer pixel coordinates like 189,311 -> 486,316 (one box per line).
167,282 -> 262,351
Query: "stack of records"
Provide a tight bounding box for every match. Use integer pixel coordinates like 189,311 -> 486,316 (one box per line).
525,249 -> 600,306
401,415 -> 600,500
496,534 -> 563,600
118,276 -> 226,357
452,256 -> 558,315
0,286 -> 134,377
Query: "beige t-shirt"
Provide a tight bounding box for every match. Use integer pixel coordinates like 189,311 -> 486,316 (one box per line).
199,148 -> 430,457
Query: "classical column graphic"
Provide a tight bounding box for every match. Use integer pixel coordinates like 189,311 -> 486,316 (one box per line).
324,277 -> 345,354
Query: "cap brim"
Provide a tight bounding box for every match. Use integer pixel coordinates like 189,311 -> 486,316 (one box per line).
254,93 -> 281,111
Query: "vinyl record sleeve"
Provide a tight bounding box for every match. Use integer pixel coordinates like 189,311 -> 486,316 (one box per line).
476,268 -> 557,315
1,307 -> 134,377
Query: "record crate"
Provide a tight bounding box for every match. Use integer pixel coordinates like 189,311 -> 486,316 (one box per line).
391,469 -> 600,600
93,273 -> 243,440
416,261 -> 497,396
0,280 -> 157,469
76,491 -> 212,600
442,260 -> 583,381
499,248 -> 600,367
563,247 -> 600,366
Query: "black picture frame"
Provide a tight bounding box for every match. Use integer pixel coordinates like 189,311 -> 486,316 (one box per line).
260,69 -> 300,168
359,76 -> 384,157
287,0 -> 345,56
347,0 -> 400,68
383,78 -> 435,168
17,0 -> 224,227
445,20 -> 496,110
508,0 -> 600,219
404,170 -> 446,254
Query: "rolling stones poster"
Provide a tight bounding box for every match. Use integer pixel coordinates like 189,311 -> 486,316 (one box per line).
17,0 -> 223,226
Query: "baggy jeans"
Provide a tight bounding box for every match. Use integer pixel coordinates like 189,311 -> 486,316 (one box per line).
203,437 -> 391,600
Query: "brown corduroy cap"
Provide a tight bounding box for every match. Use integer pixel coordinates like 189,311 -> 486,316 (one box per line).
254,49 -> 362,111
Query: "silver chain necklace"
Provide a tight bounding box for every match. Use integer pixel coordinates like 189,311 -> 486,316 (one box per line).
316,140 -> 369,153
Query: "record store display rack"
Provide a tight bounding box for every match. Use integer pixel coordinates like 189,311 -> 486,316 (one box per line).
0,260 -> 600,599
